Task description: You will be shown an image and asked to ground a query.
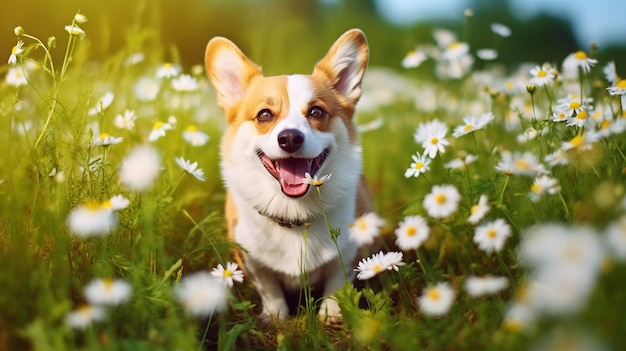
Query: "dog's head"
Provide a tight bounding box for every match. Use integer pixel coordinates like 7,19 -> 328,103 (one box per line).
205,29 -> 368,222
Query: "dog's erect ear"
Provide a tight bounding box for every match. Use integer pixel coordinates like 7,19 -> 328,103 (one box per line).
205,37 -> 262,112
314,29 -> 369,104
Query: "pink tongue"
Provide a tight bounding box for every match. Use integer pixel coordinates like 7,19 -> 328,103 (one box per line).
279,158 -> 310,197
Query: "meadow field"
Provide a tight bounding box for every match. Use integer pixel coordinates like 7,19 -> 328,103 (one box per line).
1,4 -> 626,351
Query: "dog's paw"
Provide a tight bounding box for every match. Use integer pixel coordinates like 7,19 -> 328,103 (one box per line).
318,297 -> 343,325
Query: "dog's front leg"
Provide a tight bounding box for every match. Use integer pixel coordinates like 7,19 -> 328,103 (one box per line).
245,256 -> 290,324
318,257 -> 354,324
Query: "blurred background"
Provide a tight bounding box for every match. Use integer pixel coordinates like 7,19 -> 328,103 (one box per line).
2,0 -> 625,74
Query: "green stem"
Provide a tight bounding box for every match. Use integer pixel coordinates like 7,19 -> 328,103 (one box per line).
497,174 -> 511,207
315,186 -> 348,281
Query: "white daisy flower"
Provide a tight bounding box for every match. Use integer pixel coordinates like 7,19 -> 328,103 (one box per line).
565,109 -> 593,128
529,64 -> 556,87
64,24 -> 85,39
495,150 -> 548,177
84,278 -> 132,306
182,125 -> 210,146
394,215 -> 430,251
114,109 -> 137,130
88,91 -> 114,116
402,48 -> 427,69
134,77 -> 161,101
476,48 -> 498,61
467,194 -> 490,224
175,272 -> 229,317
418,281 -> 456,317
67,200 -> 117,237
211,262 -> 244,288
65,304 -> 106,330
607,79 -> 626,96
349,212 -> 385,247
605,215 -> 626,261
171,74 -> 199,92
464,276 -> 509,297
603,61 -> 617,85
8,40 -> 24,65
156,62 -> 181,79
444,154 -> 478,170
109,194 -> 130,210
119,146 -> 161,192
303,172 -> 332,187
473,218 -> 512,254
529,175 -> 560,202
5,66 -> 28,87
423,184 -> 461,219
490,23 -> 512,37
452,113 -> 494,138
92,132 -> 123,147
413,119 -> 450,159
544,149 -> 569,167
354,251 -> 405,280
148,121 -> 173,142
404,152 -> 431,178
503,302 -> 536,332
562,50 -> 597,74
559,133 -> 598,152
175,157 -> 206,182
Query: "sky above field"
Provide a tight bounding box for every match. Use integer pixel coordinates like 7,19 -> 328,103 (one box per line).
374,0 -> 626,48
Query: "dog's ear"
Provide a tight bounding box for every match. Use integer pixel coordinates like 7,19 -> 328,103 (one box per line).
314,29 -> 369,104
205,37 -> 262,112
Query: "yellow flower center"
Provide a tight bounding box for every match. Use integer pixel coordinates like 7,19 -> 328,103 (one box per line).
430,137 -> 439,145
617,79 -> 626,89
12,45 -> 20,54
464,124 -> 475,132
576,110 -> 588,120
427,288 -> 441,301
406,226 -> 417,237
568,101 -> 581,110
163,62 -> 173,69
504,319 -> 524,333
448,42 -> 460,50
557,112 -> 566,120
537,70 -> 547,77
99,133 -> 111,140
435,194 -> 446,204
530,183 -> 542,194
486,229 -> 497,238
186,124 -> 198,132
101,200 -> 112,209
223,269 -> 233,277
373,264 -> 383,273
414,162 -> 424,170
470,204 -> 479,214
514,159 -> 530,170
600,120 -> 612,130
153,121 -> 164,130
84,200 -> 102,210
356,218 -> 367,231
570,135 -> 584,148
574,51 -> 587,60
103,278 -> 114,289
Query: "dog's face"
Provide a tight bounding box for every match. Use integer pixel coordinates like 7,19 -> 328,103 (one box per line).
205,30 -> 368,223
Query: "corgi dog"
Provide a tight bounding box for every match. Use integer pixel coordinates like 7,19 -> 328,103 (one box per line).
204,29 -> 370,323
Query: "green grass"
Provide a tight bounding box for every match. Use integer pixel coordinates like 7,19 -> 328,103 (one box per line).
2,8 -> 626,351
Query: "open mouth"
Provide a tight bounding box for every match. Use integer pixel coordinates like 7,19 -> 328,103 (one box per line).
258,149 -> 329,197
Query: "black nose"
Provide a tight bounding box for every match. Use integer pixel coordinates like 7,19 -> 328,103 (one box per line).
277,129 -> 304,153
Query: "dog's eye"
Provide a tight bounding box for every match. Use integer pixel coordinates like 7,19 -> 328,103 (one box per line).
308,106 -> 327,119
256,109 -> 274,122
